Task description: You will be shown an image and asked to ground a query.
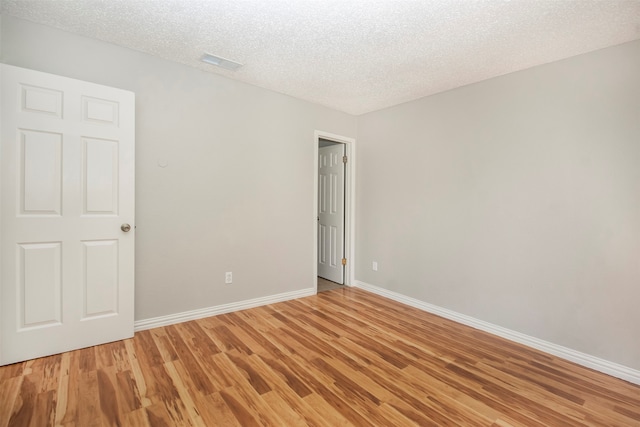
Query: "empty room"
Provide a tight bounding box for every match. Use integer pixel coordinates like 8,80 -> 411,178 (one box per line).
1,0 -> 639,425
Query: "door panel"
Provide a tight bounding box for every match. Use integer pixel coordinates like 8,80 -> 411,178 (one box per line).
20,130 -> 63,215
21,84 -> 63,117
83,137 -> 119,214
82,240 -> 119,318
82,96 -> 119,125
318,143 -> 345,284
1,64 -> 135,365
19,242 -> 62,328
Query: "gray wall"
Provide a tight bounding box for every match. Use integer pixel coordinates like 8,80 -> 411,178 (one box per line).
1,15 -> 357,320
356,40 -> 640,370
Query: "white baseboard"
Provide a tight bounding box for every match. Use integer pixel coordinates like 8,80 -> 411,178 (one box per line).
134,288 -> 316,332
354,280 -> 640,386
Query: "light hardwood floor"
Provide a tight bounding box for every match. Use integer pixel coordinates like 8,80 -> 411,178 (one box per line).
1,287 -> 639,426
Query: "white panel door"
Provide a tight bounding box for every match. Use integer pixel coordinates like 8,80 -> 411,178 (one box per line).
318,144 -> 345,284
0,64 -> 135,365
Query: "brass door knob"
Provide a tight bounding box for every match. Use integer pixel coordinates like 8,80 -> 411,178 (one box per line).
121,223 -> 131,232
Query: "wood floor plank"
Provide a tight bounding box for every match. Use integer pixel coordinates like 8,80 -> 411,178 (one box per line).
115,369 -> 143,413
249,356 -> 334,427
301,393 -> 354,427
0,376 -> 22,427
191,391 -> 242,427
122,408 -> 151,427
162,361 -> 207,427
1,287 -> 639,426
219,387 -> 263,427
164,324 -> 216,395
76,371 -> 101,427
148,329 -> 179,364
122,339 -> 153,409
54,351 -> 79,426
206,312 -> 268,355
31,389 -> 55,427
97,368 -> 123,427
217,356 -> 287,426
143,402 -> 175,427
225,353 -> 272,395
256,354 -> 313,398
260,390 -> 309,427
7,375 -> 35,427
0,361 -> 25,382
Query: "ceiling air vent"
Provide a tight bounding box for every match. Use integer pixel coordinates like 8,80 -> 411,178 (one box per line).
200,53 -> 243,71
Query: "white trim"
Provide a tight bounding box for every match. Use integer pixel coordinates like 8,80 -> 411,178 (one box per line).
354,280 -> 640,386
313,131 -> 356,288
134,288 -> 315,332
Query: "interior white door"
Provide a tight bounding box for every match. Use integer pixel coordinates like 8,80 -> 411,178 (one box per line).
0,64 -> 135,365
318,143 -> 345,284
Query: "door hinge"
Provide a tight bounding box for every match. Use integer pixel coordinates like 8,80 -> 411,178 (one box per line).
342,258 -> 347,266
343,155 -> 348,164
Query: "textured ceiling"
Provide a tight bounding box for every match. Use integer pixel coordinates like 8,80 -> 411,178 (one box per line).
2,0 -> 640,115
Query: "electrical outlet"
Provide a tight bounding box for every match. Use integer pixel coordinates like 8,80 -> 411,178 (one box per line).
225,272 -> 233,284
372,261 -> 378,271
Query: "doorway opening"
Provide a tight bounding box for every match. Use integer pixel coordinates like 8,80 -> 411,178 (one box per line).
313,131 -> 355,293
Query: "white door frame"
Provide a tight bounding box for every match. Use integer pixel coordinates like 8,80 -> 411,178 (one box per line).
313,130 -> 356,290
